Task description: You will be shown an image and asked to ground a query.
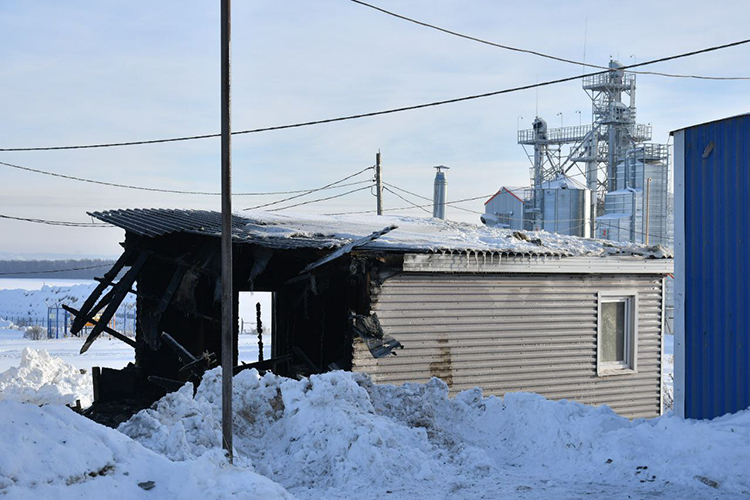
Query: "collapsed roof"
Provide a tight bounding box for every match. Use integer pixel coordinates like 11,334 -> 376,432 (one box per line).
91,208 -> 672,259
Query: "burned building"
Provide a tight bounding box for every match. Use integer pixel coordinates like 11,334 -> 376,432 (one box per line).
71,209 -> 672,421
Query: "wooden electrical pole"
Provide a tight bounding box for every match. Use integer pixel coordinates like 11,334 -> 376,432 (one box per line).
645,177 -> 652,245
220,0 -> 234,463
375,151 -> 383,215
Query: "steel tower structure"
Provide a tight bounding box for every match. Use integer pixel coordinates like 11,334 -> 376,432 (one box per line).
517,60 -> 654,235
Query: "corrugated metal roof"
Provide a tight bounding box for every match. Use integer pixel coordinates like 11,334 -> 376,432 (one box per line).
90,208 -> 342,249
90,208 -> 673,258
679,114 -> 750,419
671,111 -> 750,134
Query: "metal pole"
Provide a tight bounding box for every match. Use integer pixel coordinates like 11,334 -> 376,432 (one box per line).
220,0 -> 234,463
645,177 -> 652,245
375,151 -> 383,215
256,302 -> 264,362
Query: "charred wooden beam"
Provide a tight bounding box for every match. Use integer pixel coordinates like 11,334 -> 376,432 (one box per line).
149,249 -> 220,279
147,375 -> 185,393
80,252 -> 149,354
71,249 -> 133,335
143,264 -> 188,347
298,225 -> 396,275
94,276 -> 138,296
293,346 -> 320,374
161,332 -> 216,378
94,276 -> 220,324
62,304 -> 137,349
233,354 -> 292,375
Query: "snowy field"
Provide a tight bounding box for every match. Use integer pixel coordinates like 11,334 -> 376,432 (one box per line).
0,325 -> 269,373
1,354 -> 748,499
0,278 -> 98,290
0,279 -> 270,373
1,280 -> 748,499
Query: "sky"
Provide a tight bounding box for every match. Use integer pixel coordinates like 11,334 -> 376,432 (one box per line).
1,0 -> 749,258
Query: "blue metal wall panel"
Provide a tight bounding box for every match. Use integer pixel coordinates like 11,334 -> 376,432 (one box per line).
684,114 -> 750,419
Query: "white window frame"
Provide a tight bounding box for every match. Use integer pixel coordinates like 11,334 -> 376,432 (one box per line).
597,291 -> 638,376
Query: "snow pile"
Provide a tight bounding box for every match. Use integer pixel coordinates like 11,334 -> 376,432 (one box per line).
0,400 -> 292,499
121,369 -> 750,499
0,318 -> 22,341
120,372 -> 452,486
662,334 -> 675,411
0,347 -> 92,407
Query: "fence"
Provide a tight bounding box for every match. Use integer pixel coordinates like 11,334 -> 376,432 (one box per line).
6,304 -> 136,340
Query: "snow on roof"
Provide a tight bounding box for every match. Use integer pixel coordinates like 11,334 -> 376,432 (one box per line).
541,175 -> 587,190
597,213 -> 632,220
484,186 -> 524,205
92,209 -> 672,258
607,188 -> 642,195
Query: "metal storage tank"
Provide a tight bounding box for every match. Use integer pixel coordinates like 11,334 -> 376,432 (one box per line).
540,175 -> 591,237
596,213 -> 631,242
607,145 -> 670,246
673,113 -> 750,419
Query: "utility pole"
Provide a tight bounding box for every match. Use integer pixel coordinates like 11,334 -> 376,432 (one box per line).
375,151 -> 383,215
220,0 -> 234,463
645,177 -> 652,245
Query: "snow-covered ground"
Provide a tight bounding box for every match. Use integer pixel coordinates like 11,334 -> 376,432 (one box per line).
3,279 -> 748,499
2,356 -> 749,499
0,323 -> 267,374
0,279 -> 269,373
0,278 -> 98,290
0,325 -> 136,373
0,279 -> 135,323
0,399 -> 292,499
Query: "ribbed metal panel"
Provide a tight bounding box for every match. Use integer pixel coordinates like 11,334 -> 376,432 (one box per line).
403,253 -> 673,274
90,208 -> 338,249
680,114 -> 750,419
91,209 -> 672,258
353,273 -> 664,419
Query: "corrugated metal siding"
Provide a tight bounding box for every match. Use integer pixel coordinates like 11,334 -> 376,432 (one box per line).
682,114 -> 750,419
353,273 -> 664,419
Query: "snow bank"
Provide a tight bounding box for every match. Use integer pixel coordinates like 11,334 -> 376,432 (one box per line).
0,318 -> 23,341
0,348 -> 92,407
120,369 -> 750,499
0,400 -> 292,499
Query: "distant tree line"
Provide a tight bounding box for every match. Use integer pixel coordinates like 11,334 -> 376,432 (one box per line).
0,259 -> 115,279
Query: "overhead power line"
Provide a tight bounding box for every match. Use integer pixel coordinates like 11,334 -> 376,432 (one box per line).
2,37 -> 749,152
0,159 -> 371,197
0,263 -> 113,276
383,186 -> 431,214
265,184 -> 374,212
384,182 -> 486,214
328,192 -> 495,216
0,213 -> 112,228
243,165 -> 374,211
350,0 -> 750,81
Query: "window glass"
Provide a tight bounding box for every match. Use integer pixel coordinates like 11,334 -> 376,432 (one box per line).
601,301 -> 625,363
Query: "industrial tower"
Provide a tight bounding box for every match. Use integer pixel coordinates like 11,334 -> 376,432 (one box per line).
501,60 -> 669,246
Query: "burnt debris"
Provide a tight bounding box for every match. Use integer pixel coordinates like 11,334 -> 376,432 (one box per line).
69,209 -> 403,424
